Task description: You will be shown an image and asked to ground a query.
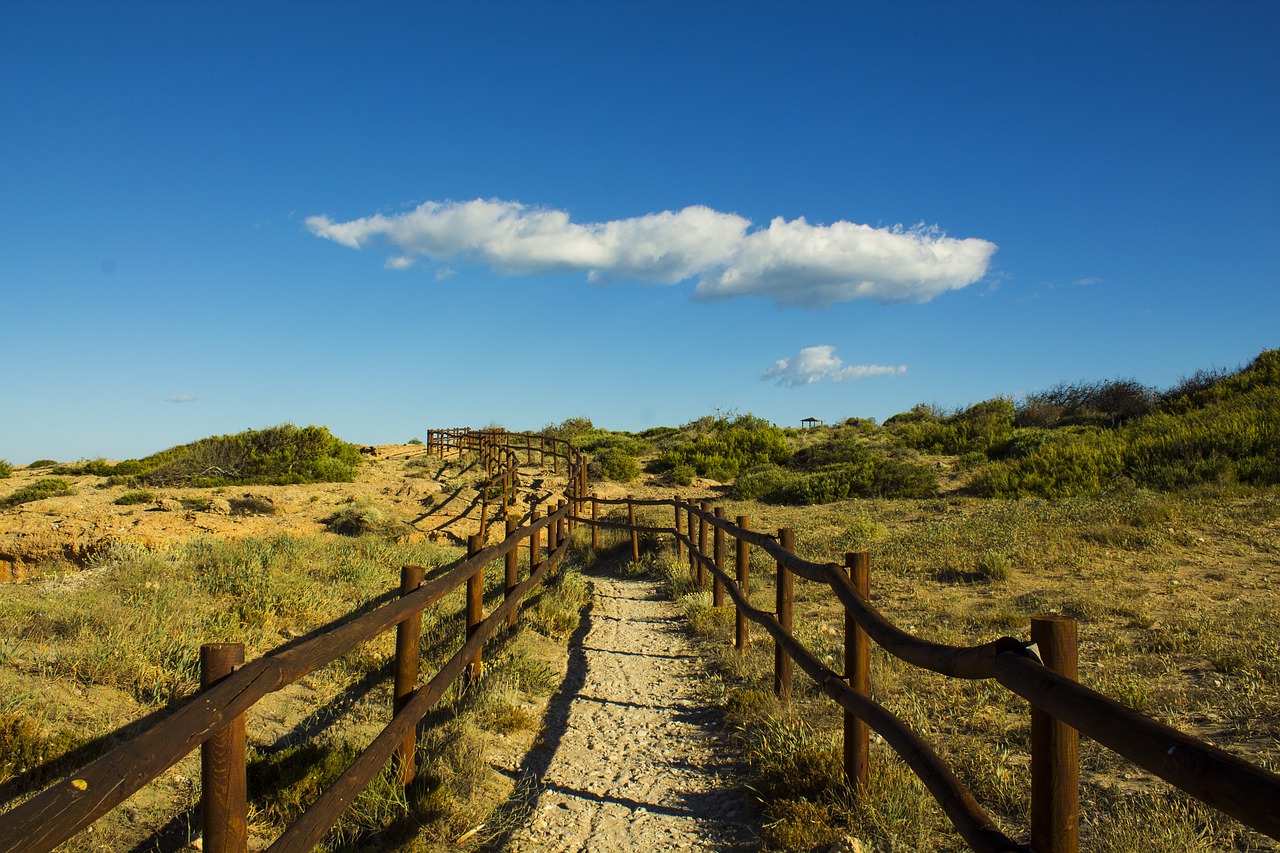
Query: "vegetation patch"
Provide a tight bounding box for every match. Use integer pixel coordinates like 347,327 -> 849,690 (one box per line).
54,424 -> 364,488
0,478 -> 74,509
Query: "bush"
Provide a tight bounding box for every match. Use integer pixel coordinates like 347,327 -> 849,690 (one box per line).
648,414 -> 791,481
0,460 -> 10,479
975,550 -> 1013,582
588,447 -> 640,483
28,459 -> 57,469
324,499 -> 400,537
0,478 -> 74,509
1017,379 -> 1156,428
891,397 -> 1016,455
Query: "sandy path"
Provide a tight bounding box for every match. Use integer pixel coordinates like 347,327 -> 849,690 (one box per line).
494,573 -> 755,852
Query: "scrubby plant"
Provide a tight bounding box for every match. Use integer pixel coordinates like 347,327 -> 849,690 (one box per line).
975,549 -> 1013,582
0,460 -> 10,479
587,447 -> 640,483
27,459 -> 57,469
891,397 -> 1016,456
323,498 -> 400,537
0,478 -> 74,509
648,414 -> 791,482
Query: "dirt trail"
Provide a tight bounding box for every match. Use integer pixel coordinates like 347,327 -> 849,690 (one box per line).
494,572 -> 755,852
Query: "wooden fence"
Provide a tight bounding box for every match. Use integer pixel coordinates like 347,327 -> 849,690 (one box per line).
4,427 -> 1279,852
579,491 -> 1280,852
0,430 -> 578,853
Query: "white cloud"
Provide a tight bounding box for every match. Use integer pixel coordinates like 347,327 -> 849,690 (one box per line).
165,393 -> 199,404
761,346 -> 907,387
385,255 -> 417,270
307,198 -> 996,308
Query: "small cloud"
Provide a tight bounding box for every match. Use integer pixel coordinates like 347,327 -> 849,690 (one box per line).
434,267 -> 455,281
761,346 -> 907,388
165,394 -> 199,404
385,255 -> 417,270
1072,276 -> 1103,287
306,198 -> 997,309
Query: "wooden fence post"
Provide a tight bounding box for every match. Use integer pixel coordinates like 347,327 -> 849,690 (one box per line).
557,500 -> 567,558
713,507 -> 726,608
736,516 -> 751,653
200,643 -> 246,853
467,534 -> 484,681
393,565 -> 425,784
775,528 -> 795,703
845,552 -> 871,795
505,516 -> 520,629
552,440 -> 559,473
697,501 -> 709,587
1031,615 -> 1080,853
628,495 -> 639,563
530,509 -> 542,570
674,496 -> 684,560
688,501 -> 698,581
591,495 -> 599,551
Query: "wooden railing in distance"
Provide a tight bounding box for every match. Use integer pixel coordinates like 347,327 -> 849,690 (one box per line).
426,428 -> 589,538
578,493 -> 1280,852
0,500 -> 573,853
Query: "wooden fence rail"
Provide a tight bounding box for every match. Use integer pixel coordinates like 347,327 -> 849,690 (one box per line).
578,491 -> 1280,850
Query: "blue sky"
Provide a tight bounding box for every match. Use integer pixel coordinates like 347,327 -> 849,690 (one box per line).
2,1 -> 1277,464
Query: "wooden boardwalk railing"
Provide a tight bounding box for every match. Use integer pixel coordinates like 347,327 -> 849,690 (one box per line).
5,427 -> 1279,852
582,491 -> 1280,852
0,430 -> 577,853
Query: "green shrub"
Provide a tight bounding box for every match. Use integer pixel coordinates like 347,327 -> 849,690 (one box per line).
732,455 -> 938,504
891,397 -> 1016,455
28,459 -> 57,469
0,478 -> 74,509
975,549 -> 1012,582
0,460 -> 10,479
670,464 -> 695,486
588,447 -> 640,483
648,414 -> 791,481
113,490 -> 156,506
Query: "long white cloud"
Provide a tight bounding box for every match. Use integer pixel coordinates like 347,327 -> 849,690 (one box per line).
761,346 -> 907,387
306,198 -> 995,308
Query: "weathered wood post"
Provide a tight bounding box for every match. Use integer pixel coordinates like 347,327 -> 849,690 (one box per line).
467,534 -> 484,681
1031,615 -> 1080,853
736,516 -> 750,652
674,496 -> 684,560
687,501 -> 698,581
557,499 -> 567,558
845,552 -> 871,795
505,516 -> 520,629
713,506 -> 726,608
591,495 -> 599,551
775,528 -> 795,703
200,642 -> 247,853
552,439 -> 559,473
628,495 -> 639,563
697,501 -> 709,587
393,565 -> 425,784
530,508 -> 542,569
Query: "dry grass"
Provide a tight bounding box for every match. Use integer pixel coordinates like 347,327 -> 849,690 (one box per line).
0,522 -> 590,851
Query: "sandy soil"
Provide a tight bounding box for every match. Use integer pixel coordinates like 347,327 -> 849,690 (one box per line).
493,572 -> 755,853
